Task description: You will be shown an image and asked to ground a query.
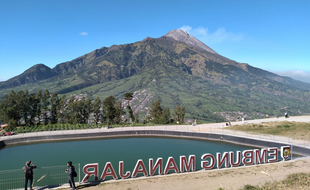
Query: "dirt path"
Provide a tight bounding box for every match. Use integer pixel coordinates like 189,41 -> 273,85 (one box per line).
71,158 -> 310,190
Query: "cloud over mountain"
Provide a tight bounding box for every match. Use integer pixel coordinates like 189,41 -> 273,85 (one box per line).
179,25 -> 243,44
275,70 -> 310,84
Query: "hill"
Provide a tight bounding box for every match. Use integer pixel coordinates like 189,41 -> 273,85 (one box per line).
1,29 -> 310,122
0,64 -> 59,89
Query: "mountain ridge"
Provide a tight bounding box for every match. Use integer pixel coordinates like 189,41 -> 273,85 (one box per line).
1,29 -> 310,121
0,64 -> 59,89
2,29 -> 309,91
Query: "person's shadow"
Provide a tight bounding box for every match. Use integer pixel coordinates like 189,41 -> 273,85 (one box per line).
37,181 -> 102,190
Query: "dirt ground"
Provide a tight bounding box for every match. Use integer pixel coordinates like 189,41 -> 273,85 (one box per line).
73,157 -> 310,190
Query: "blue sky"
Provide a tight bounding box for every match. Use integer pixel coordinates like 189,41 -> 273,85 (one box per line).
1,0 -> 310,83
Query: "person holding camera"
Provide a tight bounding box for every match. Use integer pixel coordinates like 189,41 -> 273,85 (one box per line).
65,161 -> 76,190
23,161 -> 37,190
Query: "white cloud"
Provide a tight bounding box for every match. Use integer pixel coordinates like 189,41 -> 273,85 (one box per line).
275,70 -> 310,84
80,32 -> 88,36
179,25 -> 243,44
180,25 -> 192,32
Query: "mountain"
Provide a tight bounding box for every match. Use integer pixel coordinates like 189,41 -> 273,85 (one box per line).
0,64 -> 59,89
1,29 -> 310,122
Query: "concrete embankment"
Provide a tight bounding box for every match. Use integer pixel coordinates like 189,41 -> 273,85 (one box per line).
1,130 -> 310,156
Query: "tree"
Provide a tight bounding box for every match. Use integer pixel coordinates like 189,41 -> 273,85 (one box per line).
57,95 -> 67,123
115,100 -> 124,124
35,90 -> 42,124
124,92 -> 133,102
67,96 -> 85,124
28,93 -> 38,126
173,105 -> 186,124
149,99 -> 163,124
127,106 -> 135,122
143,115 -> 151,124
93,97 -> 101,125
103,96 -> 116,124
42,89 -> 50,125
84,97 -> 93,124
0,91 -> 21,125
50,92 -> 59,124
134,112 -> 139,123
19,90 -> 30,126
161,107 -> 171,124
78,97 -> 86,124
124,92 -> 134,122
67,96 -> 76,124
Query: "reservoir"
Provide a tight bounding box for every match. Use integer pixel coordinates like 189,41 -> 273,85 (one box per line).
0,136 -> 278,189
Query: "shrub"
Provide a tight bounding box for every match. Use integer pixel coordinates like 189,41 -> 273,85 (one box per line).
243,185 -> 259,190
6,119 -> 17,132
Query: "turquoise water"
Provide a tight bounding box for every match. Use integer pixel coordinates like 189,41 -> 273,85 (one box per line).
0,137 -> 262,188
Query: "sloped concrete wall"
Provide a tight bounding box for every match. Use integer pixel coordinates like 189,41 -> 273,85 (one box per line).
1,130 -> 309,156
0,141 -> 5,148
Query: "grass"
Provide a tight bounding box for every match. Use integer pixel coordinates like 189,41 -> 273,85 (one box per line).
236,173 -> 310,190
216,173 -> 310,190
283,162 -> 295,168
226,121 -> 310,140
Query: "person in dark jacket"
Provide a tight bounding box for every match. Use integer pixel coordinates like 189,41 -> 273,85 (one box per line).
22,161 -> 37,190
65,161 -> 76,190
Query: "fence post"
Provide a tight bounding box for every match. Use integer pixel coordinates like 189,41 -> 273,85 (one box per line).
291,145 -> 293,160
79,163 -> 81,184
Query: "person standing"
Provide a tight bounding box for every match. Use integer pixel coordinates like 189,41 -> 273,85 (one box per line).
65,161 -> 76,190
23,161 -> 37,190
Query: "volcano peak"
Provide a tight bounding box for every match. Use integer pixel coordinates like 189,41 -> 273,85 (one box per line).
164,29 -> 217,54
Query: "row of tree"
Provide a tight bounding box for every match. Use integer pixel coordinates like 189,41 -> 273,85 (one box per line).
0,90 -> 126,127
0,90 -> 186,129
149,99 -> 185,124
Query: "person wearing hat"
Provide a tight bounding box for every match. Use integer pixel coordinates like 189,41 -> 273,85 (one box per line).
65,161 -> 76,190
22,161 -> 37,190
